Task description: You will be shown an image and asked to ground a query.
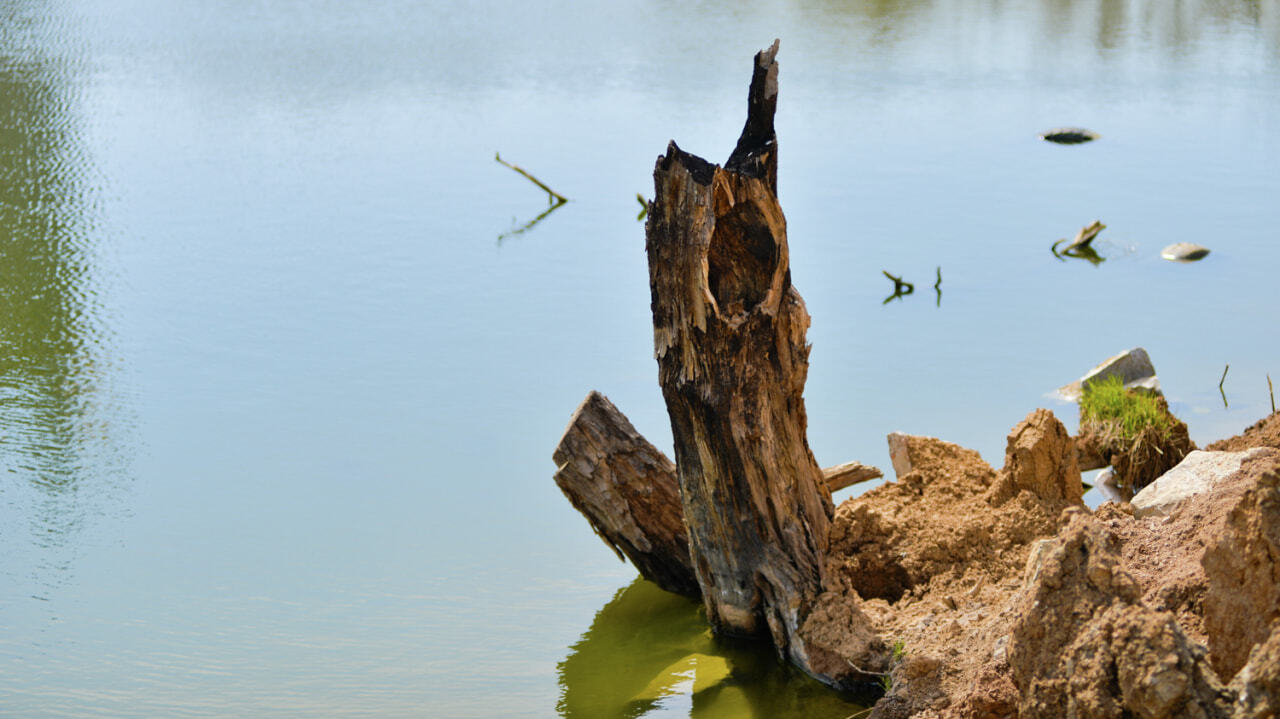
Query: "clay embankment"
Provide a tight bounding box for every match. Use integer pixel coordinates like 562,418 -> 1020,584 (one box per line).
802,410 -> 1280,718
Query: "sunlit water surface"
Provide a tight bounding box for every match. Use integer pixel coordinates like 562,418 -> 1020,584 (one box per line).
2,1 -> 1278,717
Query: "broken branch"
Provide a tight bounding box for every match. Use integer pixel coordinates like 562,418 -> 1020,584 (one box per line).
495,152 -> 569,203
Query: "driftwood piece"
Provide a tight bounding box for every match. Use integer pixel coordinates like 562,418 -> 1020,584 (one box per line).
553,391 -> 880,598
822,461 -> 882,492
644,40 -> 833,663
553,391 -> 699,597
1064,220 -> 1105,252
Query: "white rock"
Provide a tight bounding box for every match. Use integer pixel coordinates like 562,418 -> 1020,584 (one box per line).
1131,448 -> 1271,518
1161,242 -> 1210,262
1057,347 -> 1160,401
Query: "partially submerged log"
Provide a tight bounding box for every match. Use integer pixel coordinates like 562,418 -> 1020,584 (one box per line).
553,391 -> 699,597
554,391 -> 880,598
644,40 -> 833,663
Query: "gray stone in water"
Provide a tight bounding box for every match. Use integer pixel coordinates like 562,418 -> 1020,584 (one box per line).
1161,242 -> 1210,262
1057,347 -> 1161,402
1130,448 -> 1272,518
1040,127 -> 1100,144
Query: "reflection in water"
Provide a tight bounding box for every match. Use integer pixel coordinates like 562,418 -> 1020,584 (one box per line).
496,152 -> 569,244
881,270 -> 915,305
1052,241 -> 1106,265
808,0 -> 1277,63
0,6 -> 125,572
558,577 -> 873,718
498,197 -> 568,244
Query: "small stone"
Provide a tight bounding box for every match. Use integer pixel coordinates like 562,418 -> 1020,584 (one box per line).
1040,127 -> 1100,144
1161,242 -> 1210,261
1057,347 -> 1161,402
887,432 -> 940,479
1130,448 -> 1271,518
1095,467 -> 1126,505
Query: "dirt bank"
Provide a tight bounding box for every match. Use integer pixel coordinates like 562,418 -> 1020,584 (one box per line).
802,409 -> 1280,718
1207,411 -> 1280,452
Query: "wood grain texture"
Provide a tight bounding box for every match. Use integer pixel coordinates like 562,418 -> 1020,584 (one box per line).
643,40 -> 834,663
553,391 -> 699,597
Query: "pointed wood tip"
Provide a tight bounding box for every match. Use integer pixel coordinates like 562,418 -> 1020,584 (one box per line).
727,41 -> 781,186
657,140 -> 716,185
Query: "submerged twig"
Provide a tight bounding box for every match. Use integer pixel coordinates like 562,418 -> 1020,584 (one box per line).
881,270 -> 914,304
1066,220 -> 1105,251
933,266 -> 942,307
1051,238 -> 1106,266
495,152 -> 569,204
1051,221 -> 1108,265
636,193 -> 648,221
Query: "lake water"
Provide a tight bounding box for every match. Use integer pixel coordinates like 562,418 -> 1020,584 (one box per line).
2,1 -> 1278,716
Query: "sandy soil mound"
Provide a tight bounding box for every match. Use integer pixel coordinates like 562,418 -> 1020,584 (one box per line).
1009,513 -> 1231,718
1231,623 -> 1280,718
799,410 -> 1280,718
800,409 -> 1082,716
1204,460 -> 1280,680
1097,449 -> 1280,644
1207,412 -> 1280,452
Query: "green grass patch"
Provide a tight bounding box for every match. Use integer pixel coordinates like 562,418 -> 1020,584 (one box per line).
1080,375 -> 1171,440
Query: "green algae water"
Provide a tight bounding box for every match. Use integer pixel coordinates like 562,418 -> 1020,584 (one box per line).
2,1 -> 1279,717
558,578 -> 873,718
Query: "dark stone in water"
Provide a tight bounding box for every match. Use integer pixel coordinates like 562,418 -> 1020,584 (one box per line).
1040,127 -> 1099,144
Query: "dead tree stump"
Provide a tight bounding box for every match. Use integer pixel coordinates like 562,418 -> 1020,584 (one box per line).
553,391 -> 699,597
644,40 -> 833,662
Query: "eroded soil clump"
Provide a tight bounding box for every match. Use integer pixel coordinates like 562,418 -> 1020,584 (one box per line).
800,409 -> 1084,717
803,409 -> 1280,718
1076,388 -> 1196,499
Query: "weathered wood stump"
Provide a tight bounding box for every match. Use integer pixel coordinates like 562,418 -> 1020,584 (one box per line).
553,391 -> 880,599
644,40 -> 833,663
553,391 -> 699,597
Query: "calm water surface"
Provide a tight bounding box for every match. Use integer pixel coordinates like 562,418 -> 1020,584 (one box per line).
2,1 -> 1278,716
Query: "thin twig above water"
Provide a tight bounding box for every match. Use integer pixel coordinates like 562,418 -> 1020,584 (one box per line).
495,152 -> 569,204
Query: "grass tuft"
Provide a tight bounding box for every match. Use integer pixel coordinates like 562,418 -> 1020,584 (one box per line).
1080,375 -> 1171,440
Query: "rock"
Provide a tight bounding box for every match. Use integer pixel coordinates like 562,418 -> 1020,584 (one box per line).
1040,127 -> 1100,144
1008,514 -> 1232,719
1058,347 -> 1161,401
988,409 -> 1083,506
887,432 -> 943,479
1203,458 -> 1280,680
797,591 -> 889,687
1230,622 -> 1280,718
1131,449 -> 1273,519
1096,467 -> 1126,504
1162,242 -> 1211,262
